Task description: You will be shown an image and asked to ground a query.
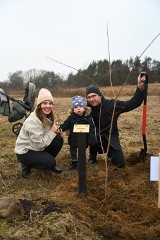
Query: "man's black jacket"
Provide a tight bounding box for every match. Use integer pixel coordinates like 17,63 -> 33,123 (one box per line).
87,87 -> 144,151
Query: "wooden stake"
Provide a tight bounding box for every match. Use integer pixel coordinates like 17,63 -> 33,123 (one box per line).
77,133 -> 87,194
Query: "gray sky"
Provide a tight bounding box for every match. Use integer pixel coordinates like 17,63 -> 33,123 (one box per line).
0,0 -> 160,81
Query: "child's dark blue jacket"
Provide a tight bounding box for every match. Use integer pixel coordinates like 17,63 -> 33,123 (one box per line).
60,108 -> 97,147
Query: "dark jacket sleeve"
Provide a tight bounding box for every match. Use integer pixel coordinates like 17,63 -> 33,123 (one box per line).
117,87 -> 144,113
60,117 -> 71,132
86,117 -> 97,146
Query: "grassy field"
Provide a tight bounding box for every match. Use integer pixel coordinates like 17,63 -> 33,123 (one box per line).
0,84 -> 160,239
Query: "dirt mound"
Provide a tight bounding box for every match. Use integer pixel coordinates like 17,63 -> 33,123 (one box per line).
50,156 -> 160,239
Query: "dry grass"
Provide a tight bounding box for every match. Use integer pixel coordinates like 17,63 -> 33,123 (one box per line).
0,87 -> 160,239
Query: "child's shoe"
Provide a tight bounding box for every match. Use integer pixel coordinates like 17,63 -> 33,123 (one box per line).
69,160 -> 78,170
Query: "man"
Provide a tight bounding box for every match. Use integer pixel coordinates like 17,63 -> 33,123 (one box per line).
86,74 -> 146,168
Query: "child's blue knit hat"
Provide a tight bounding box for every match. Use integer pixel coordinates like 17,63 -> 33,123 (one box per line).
72,95 -> 86,108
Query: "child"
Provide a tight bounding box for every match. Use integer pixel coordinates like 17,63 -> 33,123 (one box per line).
60,95 -> 97,170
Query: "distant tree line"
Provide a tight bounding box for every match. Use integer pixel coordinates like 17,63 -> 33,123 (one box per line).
0,56 -> 160,91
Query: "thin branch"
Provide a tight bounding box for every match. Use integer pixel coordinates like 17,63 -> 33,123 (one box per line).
46,56 -> 104,93
104,31 -> 160,200
47,32 -> 160,201
139,32 -> 160,59
104,23 -> 115,200
116,32 -> 160,99
107,22 -> 115,97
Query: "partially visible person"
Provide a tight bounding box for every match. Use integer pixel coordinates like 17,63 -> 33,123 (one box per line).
86,74 -> 146,167
60,95 -> 97,170
14,88 -> 63,178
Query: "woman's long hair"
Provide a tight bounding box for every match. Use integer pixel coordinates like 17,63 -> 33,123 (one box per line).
35,104 -> 55,128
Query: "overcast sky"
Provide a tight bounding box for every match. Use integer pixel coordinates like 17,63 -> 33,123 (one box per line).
0,0 -> 159,81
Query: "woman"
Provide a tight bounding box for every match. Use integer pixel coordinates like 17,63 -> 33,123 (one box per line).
14,88 -> 63,178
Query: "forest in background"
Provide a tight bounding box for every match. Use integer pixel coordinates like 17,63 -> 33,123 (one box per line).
0,56 -> 160,91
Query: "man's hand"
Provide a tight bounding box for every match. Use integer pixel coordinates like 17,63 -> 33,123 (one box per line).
137,74 -> 146,90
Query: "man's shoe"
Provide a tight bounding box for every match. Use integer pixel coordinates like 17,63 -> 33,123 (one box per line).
90,159 -> 97,165
69,165 -> 77,171
69,161 -> 78,170
22,167 -> 31,179
52,165 -> 62,174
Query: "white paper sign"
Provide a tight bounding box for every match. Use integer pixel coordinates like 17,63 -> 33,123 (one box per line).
150,156 -> 160,181
73,124 -> 90,133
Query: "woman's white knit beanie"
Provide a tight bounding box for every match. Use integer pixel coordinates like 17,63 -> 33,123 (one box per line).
37,88 -> 54,105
